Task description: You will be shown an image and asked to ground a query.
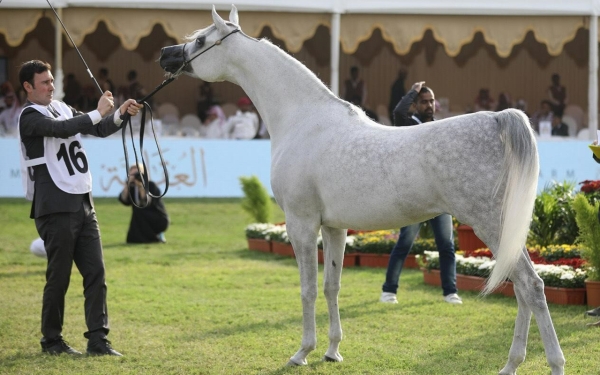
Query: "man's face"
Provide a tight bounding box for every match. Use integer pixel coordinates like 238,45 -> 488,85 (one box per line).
4,95 -> 14,107
415,91 -> 435,121
25,70 -> 54,106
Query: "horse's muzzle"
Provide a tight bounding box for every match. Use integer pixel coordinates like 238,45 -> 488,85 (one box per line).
159,44 -> 187,74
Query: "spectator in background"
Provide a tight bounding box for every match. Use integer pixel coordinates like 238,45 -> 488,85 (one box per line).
551,115 -> 569,137
495,92 -> 512,112
531,100 -> 554,133
388,67 -> 408,120
548,73 -> 567,117
0,91 -> 22,136
80,85 -> 99,112
473,88 -> 495,112
127,70 -> 152,108
197,81 -> 214,122
343,66 -> 367,108
199,105 -> 227,139
62,73 -> 82,109
97,68 -> 115,94
225,96 -> 259,139
118,164 -> 169,244
0,81 -> 16,113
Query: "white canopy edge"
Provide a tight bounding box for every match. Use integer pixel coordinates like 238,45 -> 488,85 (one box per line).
3,0 -> 600,15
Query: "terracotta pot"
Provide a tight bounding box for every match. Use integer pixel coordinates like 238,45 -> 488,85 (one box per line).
318,249 -> 357,267
404,254 -> 419,269
357,253 -> 390,268
271,242 -> 295,257
457,224 -> 486,251
422,269 -> 442,287
456,274 -> 485,292
544,286 -> 587,305
585,280 -> 600,307
499,281 -> 515,297
247,238 -> 271,253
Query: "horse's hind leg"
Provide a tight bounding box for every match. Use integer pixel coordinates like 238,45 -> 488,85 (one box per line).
285,217 -> 320,366
499,282 -> 532,375
501,254 -> 565,375
321,226 -> 346,362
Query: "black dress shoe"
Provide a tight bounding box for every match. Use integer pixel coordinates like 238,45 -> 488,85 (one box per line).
41,338 -> 82,355
86,339 -> 123,356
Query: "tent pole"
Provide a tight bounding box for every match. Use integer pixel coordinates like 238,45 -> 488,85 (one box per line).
53,7 -> 64,101
330,11 -> 340,96
588,13 -> 598,140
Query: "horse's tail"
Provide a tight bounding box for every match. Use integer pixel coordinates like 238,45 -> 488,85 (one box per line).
483,108 -> 539,295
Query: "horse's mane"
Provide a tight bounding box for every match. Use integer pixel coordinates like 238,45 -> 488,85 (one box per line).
258,38 -> 346,106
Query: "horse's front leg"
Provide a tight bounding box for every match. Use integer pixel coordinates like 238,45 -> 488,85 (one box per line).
321,226 -> 346,362
286,218 -> 320,366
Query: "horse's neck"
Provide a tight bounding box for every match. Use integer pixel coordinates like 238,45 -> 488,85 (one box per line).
230,39 -> 340,138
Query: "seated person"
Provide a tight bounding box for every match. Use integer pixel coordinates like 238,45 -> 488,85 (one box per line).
473,88 -> 495,112
118,165 -> 169,243
551,115 -> 569,137
530,100 -> 554,133
199,105 -> 227,139
225,97 -> 259,139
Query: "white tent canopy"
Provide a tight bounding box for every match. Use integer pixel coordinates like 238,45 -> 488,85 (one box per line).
1,0 -> 599,136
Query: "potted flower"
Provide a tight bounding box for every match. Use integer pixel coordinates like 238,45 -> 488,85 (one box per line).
245,223 -> 275,253
573,193 -> 600,307
351,230 -> 398,268
533,263 -> 587,305
265,224 -> 295,257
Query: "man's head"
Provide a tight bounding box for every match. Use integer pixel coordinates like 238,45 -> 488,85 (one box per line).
19,60 -> 53,106
414,86 -> 435,121
350,66 -> 359,80
540,100 -> 553,115
127,70 -> 137,81
3,92 -> 16,107
237,96 -> 253,112
551,73 -> 560,85
99,68 -> 109,78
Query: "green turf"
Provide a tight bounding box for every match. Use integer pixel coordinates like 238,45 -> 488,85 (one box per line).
0,198 -> 597,374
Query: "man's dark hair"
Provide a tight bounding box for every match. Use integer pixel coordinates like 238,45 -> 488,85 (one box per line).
100,68 -> 109,76
127,70 -> 137,81
415,86 -> 434,101
350,66 -> 359,74
19,60 -> 51,90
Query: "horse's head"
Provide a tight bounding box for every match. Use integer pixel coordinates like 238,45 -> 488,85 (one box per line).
159,5 -> 241,81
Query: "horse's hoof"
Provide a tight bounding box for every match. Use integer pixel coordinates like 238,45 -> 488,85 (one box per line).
323,355 -> 343,362
286,359 -> 306,367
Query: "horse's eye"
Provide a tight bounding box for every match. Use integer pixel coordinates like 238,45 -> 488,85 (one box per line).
196,36 -> 206,48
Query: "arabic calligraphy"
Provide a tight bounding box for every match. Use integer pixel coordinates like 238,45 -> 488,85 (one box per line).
99,146 -> 207,192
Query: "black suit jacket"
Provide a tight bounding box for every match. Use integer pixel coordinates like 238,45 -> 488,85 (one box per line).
20,102 -> 122,218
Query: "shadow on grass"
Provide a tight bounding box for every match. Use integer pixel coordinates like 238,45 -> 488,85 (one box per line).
0,269 -> 45,279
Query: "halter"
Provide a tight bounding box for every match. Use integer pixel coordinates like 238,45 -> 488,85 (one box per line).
121,28 -> 240,207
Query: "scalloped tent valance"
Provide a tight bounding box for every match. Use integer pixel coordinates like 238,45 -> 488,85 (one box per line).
0,9 -> 588,57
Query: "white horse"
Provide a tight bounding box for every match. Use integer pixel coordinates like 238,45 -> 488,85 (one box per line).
159,6 -> 564,374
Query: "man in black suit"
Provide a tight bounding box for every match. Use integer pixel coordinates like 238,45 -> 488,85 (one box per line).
19,60 -> 143,356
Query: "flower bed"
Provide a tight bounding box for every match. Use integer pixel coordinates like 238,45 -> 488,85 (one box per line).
419,246 -> 589,305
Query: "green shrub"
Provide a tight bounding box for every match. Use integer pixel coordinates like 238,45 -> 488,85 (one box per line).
528,181 -> 577,247
411,238 -> 436,255
351,230 -> 398,254
239,175 -> 272,223
573,194 -> 600,281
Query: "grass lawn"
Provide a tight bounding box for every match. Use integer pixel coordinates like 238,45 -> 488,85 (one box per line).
0,198 -> 598,375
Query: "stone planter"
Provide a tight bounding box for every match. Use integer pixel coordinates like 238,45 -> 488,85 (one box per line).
544,286 -> 587,305
585,280 -> 600,307
247,238 -> 271,253
357,253 -> 390,268
271,241 -> 295,257
457,224 -> 486,251
422,269 -> 442,287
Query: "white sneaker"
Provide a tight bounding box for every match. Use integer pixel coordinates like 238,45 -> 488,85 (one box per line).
444,293 -> 463,304
380,292 -> 398,304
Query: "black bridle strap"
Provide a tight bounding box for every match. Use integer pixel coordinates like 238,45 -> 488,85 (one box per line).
120,28 -> 240,208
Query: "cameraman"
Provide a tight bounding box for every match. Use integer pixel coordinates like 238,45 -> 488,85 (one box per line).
118,165 -> 169,243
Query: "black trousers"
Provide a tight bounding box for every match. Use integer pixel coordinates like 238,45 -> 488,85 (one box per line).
35,199 -> 109,342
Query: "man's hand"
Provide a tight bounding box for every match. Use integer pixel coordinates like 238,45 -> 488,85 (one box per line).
97,91 -> 115,116
411,81 -> 425,93
119,99 -> 143,117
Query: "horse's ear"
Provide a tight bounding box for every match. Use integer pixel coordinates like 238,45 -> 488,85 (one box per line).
212,5 -> 228,32
229,5 -> 239,26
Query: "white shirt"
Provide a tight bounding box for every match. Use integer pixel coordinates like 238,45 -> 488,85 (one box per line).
225,110 -> 259,140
